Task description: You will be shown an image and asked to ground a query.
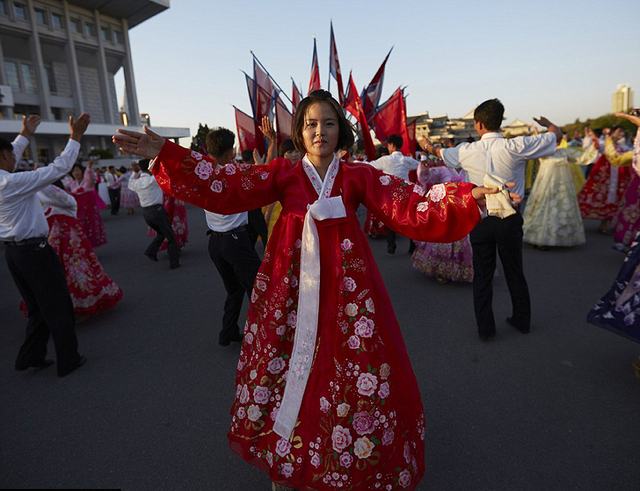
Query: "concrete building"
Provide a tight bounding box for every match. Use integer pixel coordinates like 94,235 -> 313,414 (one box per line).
612,84 -> 633,113
408,108 -> 477,145
0,0 -> 188,165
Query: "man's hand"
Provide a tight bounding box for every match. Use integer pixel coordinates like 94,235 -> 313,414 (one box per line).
113,126 -> 164,158
615,111 -> 640,128
253,149 -> 265,165
21,115 -> 41,138
471,182 -> 521,209
533,116 -> 562,143
70,113 -> 91,142
258,116 -> 276,141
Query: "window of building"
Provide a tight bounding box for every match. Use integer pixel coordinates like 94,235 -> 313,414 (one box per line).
44,65 -> 56,94
70,18 -> 80,33
113,30 -> 123,44
51,12 -> 63,29
4,61 -> 20,92
0,1 -> 6,16
84,22 -> 95,37
14,3 -> 27,20
101,27 -> 109,42
35,8 -> 47,25
20,64 -> 37,94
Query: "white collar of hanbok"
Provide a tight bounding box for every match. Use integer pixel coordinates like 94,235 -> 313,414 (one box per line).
301,154 -> 340,198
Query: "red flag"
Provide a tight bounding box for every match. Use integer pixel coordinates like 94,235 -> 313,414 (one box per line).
361,48 -> 393,120
344,73 -> 376,161
371,87 -> 411,155
275,96 -> 293,143
292,78 -> 302,114
328,22 -> 344,105
308,37 -> 321,94
234,106 -> 258,153
253,59 -> 276,119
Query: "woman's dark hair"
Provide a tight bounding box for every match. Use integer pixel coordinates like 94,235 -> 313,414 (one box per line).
474,98 -> 504,131
138,159 -> 151,172
291,90 -> 354,154
71,163 -> 85,176
376,145 -> 389,158
279,138 -> 296,158
0,137 -> 13,154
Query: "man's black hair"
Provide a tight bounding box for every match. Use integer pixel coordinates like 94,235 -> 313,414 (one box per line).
138,159 -> 151,172
474,98 -> 504,131
206,128 -> 235,159
386,134 -> 403,150
241,149 -> 253,163
0,137 -> 13,154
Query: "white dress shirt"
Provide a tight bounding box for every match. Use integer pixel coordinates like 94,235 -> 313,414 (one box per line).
105,171 -> 122,189
12,135 -> 29,171
127,171 -> 164,207
204,210 -> 248,233
366,151 -> 421,181
440,132 -> 557,197
38,185 -> 78,218
0,139 -> 80,242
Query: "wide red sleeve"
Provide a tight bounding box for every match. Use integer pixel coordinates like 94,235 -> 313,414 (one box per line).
151,141 -> 282,214
357,165 -> 481,243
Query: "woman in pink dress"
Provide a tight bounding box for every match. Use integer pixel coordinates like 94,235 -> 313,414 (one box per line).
65,159 -> 107,248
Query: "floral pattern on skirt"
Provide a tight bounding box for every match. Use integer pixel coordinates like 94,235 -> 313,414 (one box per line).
73,190 -> 107,248
147,194 -> 189,250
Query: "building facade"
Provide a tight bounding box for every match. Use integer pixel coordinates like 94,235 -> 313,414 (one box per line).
408,108 -> 477,145
0,0 -> 188,164
612,84 -> 633,113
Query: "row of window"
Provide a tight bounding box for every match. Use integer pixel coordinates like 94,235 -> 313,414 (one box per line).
0,1 -> 123,44
4,60 -> 63,96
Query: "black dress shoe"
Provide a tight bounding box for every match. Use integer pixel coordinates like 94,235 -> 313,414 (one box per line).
58,355 -> 86,377
387,245 -> 396,254
170,263 -> 181,270
144,252 -> 158,262
219,332 -> 244,347
479,331 -> 496,342
408,241 -> 416,254
16,359 -> 55,371
506,317 -> 530,334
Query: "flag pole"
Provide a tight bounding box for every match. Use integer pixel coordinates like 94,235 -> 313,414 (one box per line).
250,51 -> 293,105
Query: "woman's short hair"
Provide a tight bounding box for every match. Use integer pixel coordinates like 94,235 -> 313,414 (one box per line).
279,138 -> 296,158
71,163 -> 85,175
291,90 -> 355,154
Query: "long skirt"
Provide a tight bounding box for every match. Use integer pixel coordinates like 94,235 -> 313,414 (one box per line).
411,236 -> 474,282
612,175 -> 640,249
73,191 -> 107,248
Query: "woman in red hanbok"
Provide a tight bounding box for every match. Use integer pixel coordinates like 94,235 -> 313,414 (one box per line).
578,128 -> 633,233
20,183 -> 122,318
146,193 -> 189,250
65,160 -> 108,247
114,91 -> 510,491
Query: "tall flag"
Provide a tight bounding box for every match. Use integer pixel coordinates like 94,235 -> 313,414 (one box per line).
243,73 -> 268,154
371,87 -> 411,155
343,72 -> 376,161
361,47 -> 393,120
292,78 -> 302,114
308,36 -> 321,94
253,58 -> 277,121
275,95 -> 293,143
328,21 -> 344,105
234,106 -> 259,153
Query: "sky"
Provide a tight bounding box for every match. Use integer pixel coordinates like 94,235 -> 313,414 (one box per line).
119,0 -> 640,145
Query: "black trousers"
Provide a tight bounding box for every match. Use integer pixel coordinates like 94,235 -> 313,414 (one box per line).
142,204 -> 180,267
5,241 -> 80,375
108,187 -> 121,214
469,212 -> 531,335
207,230 -> 261,343
386,229 -> 415,251
247,208 -> 268,247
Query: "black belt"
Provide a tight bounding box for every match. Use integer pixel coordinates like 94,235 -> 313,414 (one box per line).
5,236 -> 47,247
207,225 -> 247,236
142,204 -> 164,211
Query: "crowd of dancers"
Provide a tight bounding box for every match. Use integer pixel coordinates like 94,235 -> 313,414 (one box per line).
2,92 -> 639,491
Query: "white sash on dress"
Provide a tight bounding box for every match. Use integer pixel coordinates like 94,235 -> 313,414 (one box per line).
273,155 -> 344,440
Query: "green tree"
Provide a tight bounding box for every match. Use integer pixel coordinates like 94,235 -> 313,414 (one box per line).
190,123 -> 210,154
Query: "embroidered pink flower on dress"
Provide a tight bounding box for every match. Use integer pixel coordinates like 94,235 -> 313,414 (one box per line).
311,453 -> 321,468
320,397 -> 331,413
237,407 -> 246,419
286,311 -> 297,327
247,404 -> 261,422
268,357 -> 286,374
378,382 -> 390,399
339,452 -> 353,468
398,469 -> 412,488
276,324 -> 286,336
365,298 -> 375,313
345,303 -> 358,317
412,184 -> 426,196
379,175 -> 392,186
331,425 -> 353,453
404,442 -> 412,463
276,438 -> 292,458
354,316 -> 375,338
290,276 -> 298,288
253,386 -> 271,404
210,180 -> 223,193
382,428 -> 394,446
427,183 -> 446,202
416,201 -> 429,212
239,385 -> 250,404
340,321 -> 349,334
280,462 -> 294,478
343,277 -> 357,292
341,238 -> 353,251
337,403 -> 350,418
251,290 -> 258,303
194,160 -> 213,180
245,332 -> 254,344
224,163 -> 236,175
379,363 -> 391,380
260,171 -> 269,180
266,452 -> 274,467
270,406 -> 279,421
352,411 -> 376,435
356,372 -> 378,396
190,150 -> 203,160
353,436 -> 375,459
347,335 -> 360,350
255,280 -> 267,291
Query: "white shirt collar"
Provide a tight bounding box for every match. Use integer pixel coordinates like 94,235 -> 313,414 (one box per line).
481,132 -> 503,140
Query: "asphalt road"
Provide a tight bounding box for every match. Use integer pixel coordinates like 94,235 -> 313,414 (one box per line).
1,205 -> 639,491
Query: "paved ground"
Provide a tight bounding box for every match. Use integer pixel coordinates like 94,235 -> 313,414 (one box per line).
1,205 -> 639,491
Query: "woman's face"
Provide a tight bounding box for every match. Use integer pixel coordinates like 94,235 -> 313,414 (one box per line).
284,149 -> 302,162
302,102 -> 340,161
72,166 -> 83,180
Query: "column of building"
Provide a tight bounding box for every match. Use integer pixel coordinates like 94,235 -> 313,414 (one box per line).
120,18 -> 139,126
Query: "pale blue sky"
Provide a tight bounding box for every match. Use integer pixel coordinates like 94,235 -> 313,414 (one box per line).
121,0 -> 640,143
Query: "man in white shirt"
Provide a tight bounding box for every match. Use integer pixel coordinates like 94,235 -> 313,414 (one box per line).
422,98 -> 561,341
104,165 -> 122,215
367,134 -> 421,254
128,159 -> 180,269
204,128 -> 261,346
1,113 -> 90,376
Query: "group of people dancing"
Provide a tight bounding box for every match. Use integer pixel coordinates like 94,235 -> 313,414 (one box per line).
3,90 -> 638,491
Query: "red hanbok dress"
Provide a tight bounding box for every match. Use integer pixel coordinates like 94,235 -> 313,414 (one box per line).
20,185 -> 122,318
151,142 -> 481,491
65,168 -> 108,248
146,194 -> 189,250
578,139 -> 632,220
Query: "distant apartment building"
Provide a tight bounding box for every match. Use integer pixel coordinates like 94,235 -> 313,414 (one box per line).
0,0 -> 188,164
612,84 -> 633,113
408,108 -> 477,145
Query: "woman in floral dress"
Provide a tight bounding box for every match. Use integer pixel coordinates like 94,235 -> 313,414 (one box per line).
114,90 -> 509,491
65,160 -> 107,248
146,193 -> 189,250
